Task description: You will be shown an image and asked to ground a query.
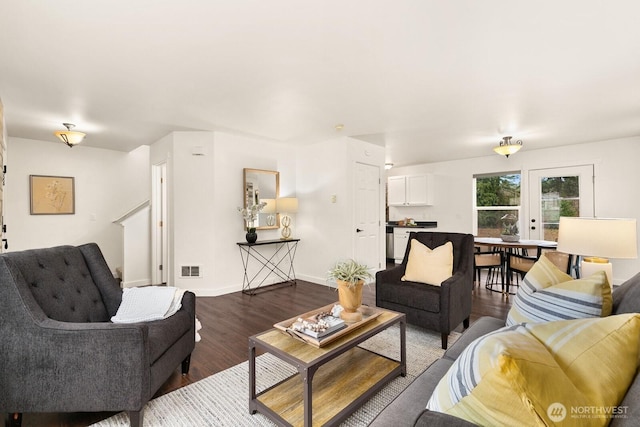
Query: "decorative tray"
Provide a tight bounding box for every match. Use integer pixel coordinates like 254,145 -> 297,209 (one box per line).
274,302 -> 383,347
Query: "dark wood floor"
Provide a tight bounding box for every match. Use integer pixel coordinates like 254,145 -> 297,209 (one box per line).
17,273 -> 511,427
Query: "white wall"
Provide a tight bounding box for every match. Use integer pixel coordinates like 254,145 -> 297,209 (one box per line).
152,132 -> 385,295
386,137 -> 640,284
118,204 -> 151,287
209,132 -> 291,294
5,137 -> 150,274
296,137 -> 385,285
150,131 -> 293,296
9,132 -> 637,291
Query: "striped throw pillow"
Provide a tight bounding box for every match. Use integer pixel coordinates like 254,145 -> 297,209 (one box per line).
506,254 -> 612,326
427,314 -> 640,426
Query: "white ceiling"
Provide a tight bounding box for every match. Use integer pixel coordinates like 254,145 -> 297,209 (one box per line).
1,0 -> 639,166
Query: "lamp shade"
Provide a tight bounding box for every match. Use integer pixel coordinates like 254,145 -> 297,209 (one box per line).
276,197 -> 298,214
493,136 -> 523,157
493,144 -> 522,157
557,217 -> 638,259
261,198 -> 276,214
54,123 -> 86,147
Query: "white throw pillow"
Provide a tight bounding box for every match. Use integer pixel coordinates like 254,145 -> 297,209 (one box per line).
401,239 -> 453,286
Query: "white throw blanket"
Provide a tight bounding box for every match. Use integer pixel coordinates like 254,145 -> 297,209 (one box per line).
111,286 -> 186,323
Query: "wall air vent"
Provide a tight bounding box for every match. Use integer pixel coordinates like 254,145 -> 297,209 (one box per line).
180,265 -> 201,278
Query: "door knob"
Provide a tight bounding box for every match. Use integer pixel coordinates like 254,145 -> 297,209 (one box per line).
531,226 -> 536,230
356,228 -> 363,233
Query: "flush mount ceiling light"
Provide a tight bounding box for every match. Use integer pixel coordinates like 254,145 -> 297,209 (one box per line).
493,136 -> 523,158
54,123 -> 86,147
334,124 -> 344,131
385,163 -> 394,170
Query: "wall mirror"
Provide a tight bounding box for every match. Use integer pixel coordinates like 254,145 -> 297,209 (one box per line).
243,168 -> 280,230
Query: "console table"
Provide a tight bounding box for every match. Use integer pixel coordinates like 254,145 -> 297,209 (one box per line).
237,238 -> 300,295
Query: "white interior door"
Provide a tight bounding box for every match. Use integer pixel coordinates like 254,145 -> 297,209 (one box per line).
354,162 -> 381,272
528,165 -> 594,240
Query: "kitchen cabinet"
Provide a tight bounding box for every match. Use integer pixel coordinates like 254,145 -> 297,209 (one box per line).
387,174 -> 433,206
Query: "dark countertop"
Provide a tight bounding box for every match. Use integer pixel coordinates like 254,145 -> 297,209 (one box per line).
386,221 -> 437,229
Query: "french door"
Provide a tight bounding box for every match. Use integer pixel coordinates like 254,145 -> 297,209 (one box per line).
528,165 -> 594,240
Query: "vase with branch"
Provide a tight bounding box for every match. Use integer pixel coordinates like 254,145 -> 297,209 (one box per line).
238,201 -> 267,243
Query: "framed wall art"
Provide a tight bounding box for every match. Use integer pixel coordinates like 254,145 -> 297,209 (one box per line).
29,175 -> 75,215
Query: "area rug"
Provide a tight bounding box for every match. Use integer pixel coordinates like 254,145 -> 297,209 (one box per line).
92,324 -> 459,427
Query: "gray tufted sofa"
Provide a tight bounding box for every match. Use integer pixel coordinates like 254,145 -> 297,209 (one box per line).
0,243 -> 196,427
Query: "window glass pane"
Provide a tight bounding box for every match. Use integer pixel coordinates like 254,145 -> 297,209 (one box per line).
477,209 -> 520,238
541,176 -> 579,198
475,172 -> 521,237
476,174 -> 521,207
540,176 -> 580,240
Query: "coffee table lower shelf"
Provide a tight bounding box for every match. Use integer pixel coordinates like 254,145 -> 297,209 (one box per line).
254,347 -> 402,427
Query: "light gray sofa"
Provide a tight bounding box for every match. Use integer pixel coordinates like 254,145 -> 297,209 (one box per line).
370,272 -> 640,426
0,243 -> 196,427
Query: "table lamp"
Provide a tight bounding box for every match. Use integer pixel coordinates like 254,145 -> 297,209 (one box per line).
556,217 -> 637,286
276,197 -> 298,239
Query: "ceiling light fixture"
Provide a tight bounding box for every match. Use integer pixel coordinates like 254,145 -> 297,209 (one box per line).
493,136 -> 522,158
335,124 -> 344,131
54,123 -> 86,147
384,163 -> 394,170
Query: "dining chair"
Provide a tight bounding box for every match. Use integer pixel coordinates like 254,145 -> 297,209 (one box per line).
474,247 -> 504,291
507,250 -> 572,293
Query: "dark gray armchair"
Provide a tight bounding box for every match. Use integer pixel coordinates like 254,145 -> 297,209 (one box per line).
0,243 -> 195,427
376,232 -> 474,349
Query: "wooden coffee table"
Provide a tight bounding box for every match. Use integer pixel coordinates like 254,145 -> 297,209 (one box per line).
248,303 -> 406,427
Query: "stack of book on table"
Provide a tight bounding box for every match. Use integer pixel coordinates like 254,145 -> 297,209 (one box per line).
291,313 -> 346,338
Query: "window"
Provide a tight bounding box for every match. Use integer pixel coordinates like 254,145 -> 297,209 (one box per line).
474,172 -> 521,237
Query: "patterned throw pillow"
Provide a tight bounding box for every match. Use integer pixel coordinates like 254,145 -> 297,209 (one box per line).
506,254 -> 612,326
426,314 -> 640,427
401,239 -> 453,286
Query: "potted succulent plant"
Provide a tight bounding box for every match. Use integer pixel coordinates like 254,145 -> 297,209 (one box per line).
327,259 -> 373,322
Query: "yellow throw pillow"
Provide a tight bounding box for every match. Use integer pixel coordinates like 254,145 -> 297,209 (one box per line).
427,315 -> 640,426
427,324 -> 599,426
401,240 -> 453,286
526,313 -> 640,410
506,255 -> 612,326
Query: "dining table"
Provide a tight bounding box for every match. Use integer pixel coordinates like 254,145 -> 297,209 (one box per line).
474,237 -> 558,296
